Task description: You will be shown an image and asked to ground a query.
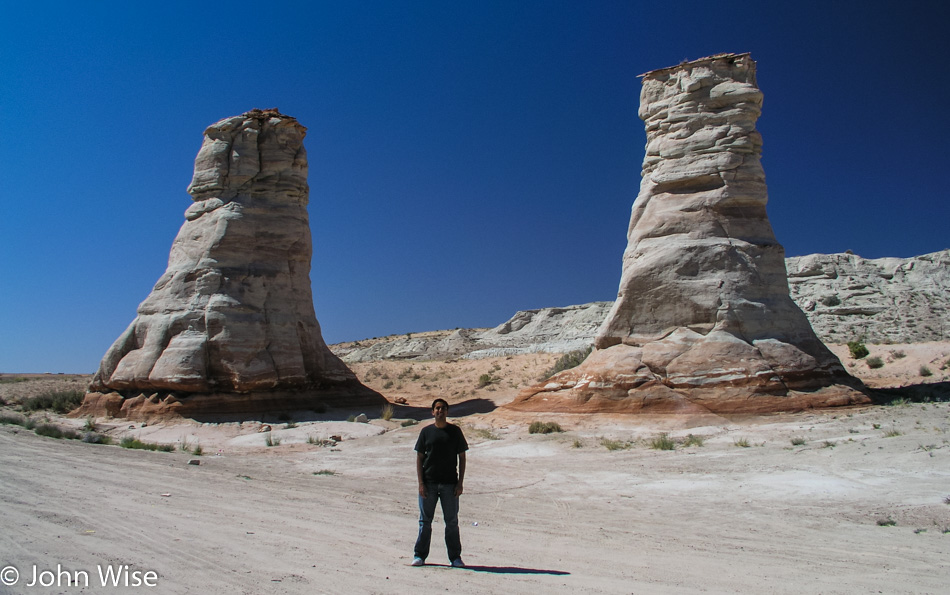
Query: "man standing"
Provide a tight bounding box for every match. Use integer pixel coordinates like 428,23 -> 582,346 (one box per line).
412,398 -> 468,567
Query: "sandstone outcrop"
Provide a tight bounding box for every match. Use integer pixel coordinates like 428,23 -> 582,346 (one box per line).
335,302 -> 614,363
788,250 -> 950,344
81,109 -> 381,420
509,54 -> 868,414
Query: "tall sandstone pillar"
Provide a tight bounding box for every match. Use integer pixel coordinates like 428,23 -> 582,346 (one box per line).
511,54 -> 869,414
82,109 -> 381,420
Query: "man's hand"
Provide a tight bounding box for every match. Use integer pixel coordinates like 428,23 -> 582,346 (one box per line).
416,452 -> 426,498
455,452 -> 466,497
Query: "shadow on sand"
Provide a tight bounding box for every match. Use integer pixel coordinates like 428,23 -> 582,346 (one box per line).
423,563 -> 569,575
159,397 -> 497,425
871,381 -> 950,404
391,398 -> 497,420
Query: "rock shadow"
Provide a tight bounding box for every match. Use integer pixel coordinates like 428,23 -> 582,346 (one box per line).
871,381 -> 950,404
390,398 -> 497,421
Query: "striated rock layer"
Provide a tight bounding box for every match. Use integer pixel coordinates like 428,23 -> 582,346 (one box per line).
787,250 -> 950,344
510,54 -> 868,414
335,302 -> 615,362
82,109 -> 381,420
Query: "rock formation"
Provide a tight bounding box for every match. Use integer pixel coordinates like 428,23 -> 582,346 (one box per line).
335,302 -> 614,362
509,54 -> 869,414
81,109 -> 381,420
331,249 -> 950,362
787,250 -> 950,344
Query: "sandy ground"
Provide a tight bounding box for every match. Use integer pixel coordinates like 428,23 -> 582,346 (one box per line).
1,344 -> 950,594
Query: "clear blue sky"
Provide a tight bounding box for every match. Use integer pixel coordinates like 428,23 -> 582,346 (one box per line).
2,1 -> 948,373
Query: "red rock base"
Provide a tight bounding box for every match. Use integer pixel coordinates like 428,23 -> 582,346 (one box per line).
508,344 -> 871,415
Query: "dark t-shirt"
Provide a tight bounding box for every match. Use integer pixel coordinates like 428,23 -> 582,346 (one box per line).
414,423 -> 468,484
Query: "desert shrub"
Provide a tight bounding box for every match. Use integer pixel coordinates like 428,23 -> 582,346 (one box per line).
600,437 -> 629,451
382,380 -> 394,389
866,356 -> 884,369
891,350 -> 906,360
0,413 -> 27,426
790,436 -> 806,446
470,428 -> 499,440
264,434 -> 281,447
381,403 -> 394,421
120,437 -> 174,451
733,437 -> 751,448
528,421 -> 563,434
883,429 -> 902,437
34,424 -> 63,438
476,373 -> 497,388
82,432 -> 112,444
313,469 -> 336,476
650,433 -> 676,450
35,423 -> 80,440
191,445 -> 203,456
877,517 -> 897,527
572,439 -> 583,448
682,434 -> 704,447
847,341 -> 869,360
542,347 -> 593,380
820,295 -> 841,307
21,390 -> 85,413
920,366 -> 933,377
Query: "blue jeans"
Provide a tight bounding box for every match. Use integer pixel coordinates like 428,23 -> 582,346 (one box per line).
414,483 -> 461,561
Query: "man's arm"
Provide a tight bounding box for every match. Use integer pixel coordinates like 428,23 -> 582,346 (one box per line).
454,452 -> 466,497
416,452 -> 427,497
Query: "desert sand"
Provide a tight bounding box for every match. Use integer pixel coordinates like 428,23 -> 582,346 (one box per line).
1,343 -> 949,594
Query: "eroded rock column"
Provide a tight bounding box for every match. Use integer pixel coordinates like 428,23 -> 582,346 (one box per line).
83,109 -> 381,419
510,54 -> 868,414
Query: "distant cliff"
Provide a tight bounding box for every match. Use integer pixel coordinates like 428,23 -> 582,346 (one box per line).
332,250 -> 950,362
786,250 -> 950,344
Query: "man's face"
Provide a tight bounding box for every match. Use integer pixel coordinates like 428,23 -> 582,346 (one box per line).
432,402 -> 448,422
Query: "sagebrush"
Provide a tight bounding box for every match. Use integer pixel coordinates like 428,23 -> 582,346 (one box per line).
542,347 -> 593,380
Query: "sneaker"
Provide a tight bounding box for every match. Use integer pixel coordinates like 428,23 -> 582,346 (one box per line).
411,557 -> 425,567
450,558 -> 465,568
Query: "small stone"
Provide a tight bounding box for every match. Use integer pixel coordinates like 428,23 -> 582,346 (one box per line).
188,459 -> 200,466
